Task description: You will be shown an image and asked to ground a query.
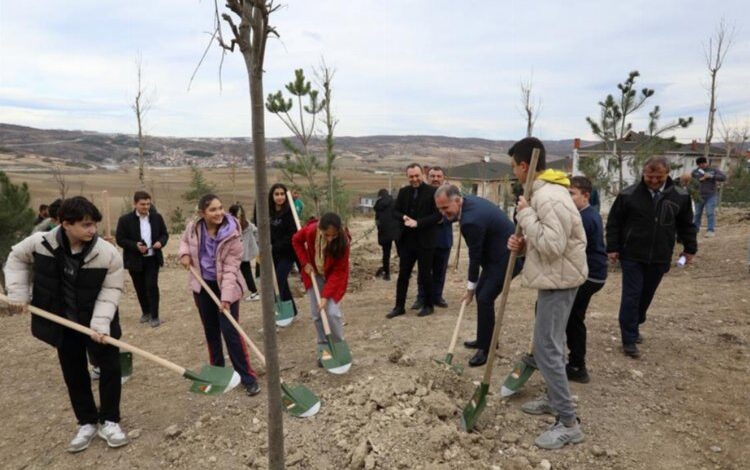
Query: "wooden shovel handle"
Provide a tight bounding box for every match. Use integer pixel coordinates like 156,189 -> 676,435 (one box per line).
446,299 -> 468,355
0,293 -> 186,376
188,267 -> 267,368
481,148 -> 540,385
286,190 -> 334,336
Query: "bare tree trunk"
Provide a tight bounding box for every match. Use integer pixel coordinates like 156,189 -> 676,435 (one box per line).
703,18 -> 734,159
132,54 -> 152,189
519,75 -> 540,138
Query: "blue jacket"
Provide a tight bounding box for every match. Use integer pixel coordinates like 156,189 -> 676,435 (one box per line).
459,196 -> 515,284
579,205 -> 608,282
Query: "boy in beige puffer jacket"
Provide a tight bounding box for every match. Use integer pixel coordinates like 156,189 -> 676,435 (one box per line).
507,137 -> 588,450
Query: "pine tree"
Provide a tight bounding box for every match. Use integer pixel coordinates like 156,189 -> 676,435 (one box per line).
182,165 -> 216,205
0,171 -> 35,290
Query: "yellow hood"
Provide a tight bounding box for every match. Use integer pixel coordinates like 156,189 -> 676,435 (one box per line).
537,169 -> 570,187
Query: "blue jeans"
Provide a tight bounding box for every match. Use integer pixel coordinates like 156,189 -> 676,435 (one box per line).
693,193 -> 717,232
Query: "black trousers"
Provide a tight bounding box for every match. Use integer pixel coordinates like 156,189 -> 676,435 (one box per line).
395,241 -> 434,309
475,253 -> 518,352
240,261 -> 258,293
194,280 -> 257,385
129,256 -> 160,319
565,279 -> 605,367
379,240 -> 397,274
58,328 -> 121,424
618,259 -> 669,345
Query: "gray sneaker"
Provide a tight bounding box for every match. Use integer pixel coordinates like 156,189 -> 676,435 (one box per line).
521,396 -> 554,415
67,423 -> 97,453
149,318 -> 161,328
98,421 -> 129,448
535,419 -> 585,449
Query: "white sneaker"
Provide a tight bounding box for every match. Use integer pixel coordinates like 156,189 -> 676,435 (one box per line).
245,292 -> 260,301
68,424 -> 97,453
98,421 -> 129,448
704,231 -> 715,238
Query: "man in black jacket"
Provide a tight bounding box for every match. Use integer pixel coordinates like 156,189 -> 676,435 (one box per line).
386,163 -> 441,318
4,196 -> 129,452
606,156 -> 697,358
115,191 -> 168,327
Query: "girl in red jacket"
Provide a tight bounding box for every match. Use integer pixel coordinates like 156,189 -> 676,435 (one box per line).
292,212 -> 350,353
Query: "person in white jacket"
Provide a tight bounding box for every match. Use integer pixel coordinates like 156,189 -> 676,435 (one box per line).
4,196 -> 129,453
229,204 -> 260,301
506,137 -> 588,450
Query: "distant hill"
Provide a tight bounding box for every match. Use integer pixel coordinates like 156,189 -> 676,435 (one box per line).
0,123 -> 592,171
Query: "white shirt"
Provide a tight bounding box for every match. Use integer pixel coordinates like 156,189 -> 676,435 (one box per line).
137,211 -> 154,257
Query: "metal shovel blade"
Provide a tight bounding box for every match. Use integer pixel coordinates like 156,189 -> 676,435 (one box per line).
119,352 -> 133,383
318,338 -> 352,375
433,353 -> 464,375
461,382 -> 489,432
275,299 -> 295,327
281,382 -> 321,418
185,365 -> 241,395
500,359 -> 536,398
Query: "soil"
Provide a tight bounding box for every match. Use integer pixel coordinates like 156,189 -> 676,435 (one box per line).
1,210 -> 748,469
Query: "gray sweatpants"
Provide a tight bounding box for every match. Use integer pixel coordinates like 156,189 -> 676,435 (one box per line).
307,274 -> 345,344
535,287 -> 578,425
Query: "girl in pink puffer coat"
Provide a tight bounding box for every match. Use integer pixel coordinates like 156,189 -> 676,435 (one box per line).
179,194 -> 259,396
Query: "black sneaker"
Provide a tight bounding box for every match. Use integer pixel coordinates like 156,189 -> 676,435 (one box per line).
410,299 -> 424,310
623,343 -> 640,358
566,364 -> 590,384
244,381 -> 261,396
386,306 -> 406,319
463,340 -> 480,349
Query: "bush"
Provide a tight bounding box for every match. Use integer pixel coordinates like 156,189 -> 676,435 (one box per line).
0,171 -> 35,290
170,206 -> 187,234
722,171 -> 750,204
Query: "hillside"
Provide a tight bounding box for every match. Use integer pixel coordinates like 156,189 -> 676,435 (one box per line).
0,123 -> 586,171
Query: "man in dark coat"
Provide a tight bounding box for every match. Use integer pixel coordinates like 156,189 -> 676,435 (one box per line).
386,163 -> 441,318
115,191 -> 168,327
606,156 -> 697,358
435,184 -> 517,366
374,188 -> 401,281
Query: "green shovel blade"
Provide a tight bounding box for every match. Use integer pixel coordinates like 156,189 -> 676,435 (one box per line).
433,353 -> 464,375
184,365 -> 241,395
318,337 -> 352,375
119,352 -> 133,383
281,382 -> 321,418
461,382 -> 489,431
275,300 -> 295,327
500,360 -> 536,397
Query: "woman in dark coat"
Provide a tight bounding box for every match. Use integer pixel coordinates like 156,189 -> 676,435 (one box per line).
373,188 -> 401,280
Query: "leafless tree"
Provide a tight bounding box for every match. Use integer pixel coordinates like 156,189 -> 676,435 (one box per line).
132,53 -> 154,188
52,165 -> 68,199
519,73 -> 541,137
703,18 -> 735,159
314,59 -> 340,213
203,2 -> 284,468
719,114 -> 750,173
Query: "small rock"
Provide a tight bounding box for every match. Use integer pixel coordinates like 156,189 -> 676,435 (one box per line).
164,424 -> 181,439
591,445 -> 605,457
710,445 -> 722,453
539,459 -> 551,470
605,347 -> 612,352
398,355 -> 415,366
364,454 -> 376,470
350,439 -> 370,469
287,452 -> 304,465
252,417 -> 261,425
676,383 -> 686,391
388,348 -> 403,363
208,456 -> 217,463
128,428 -> 142,439
630,369 -> 644,379
403,407 -> 417,417
501,432 -> 520,444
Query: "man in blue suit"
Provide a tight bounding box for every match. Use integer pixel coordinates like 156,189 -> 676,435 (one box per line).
435,184 -> 517,366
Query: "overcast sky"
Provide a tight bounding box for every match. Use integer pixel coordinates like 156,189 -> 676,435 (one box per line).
1,1 -> 747,141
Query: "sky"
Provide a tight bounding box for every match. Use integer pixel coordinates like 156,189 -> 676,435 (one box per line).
0,1 -> 748,141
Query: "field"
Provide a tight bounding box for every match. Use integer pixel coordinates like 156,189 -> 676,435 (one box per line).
0,167 -> 748,469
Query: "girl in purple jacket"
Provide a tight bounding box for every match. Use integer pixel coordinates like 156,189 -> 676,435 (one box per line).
179,194 -> 259,396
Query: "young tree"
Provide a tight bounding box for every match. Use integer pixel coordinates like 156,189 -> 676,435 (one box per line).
208,2 -> 285,468
182,165 -> 216,205
703,18 -> 735,160
719,114 -> 750,176
0,171 -> 35,291
315,61 -> 341,214
51,164 -> 69,199
132,53 -> 154,188
586,71 -> 692,192
519,73 -> 541,137
266,68 -> 325,216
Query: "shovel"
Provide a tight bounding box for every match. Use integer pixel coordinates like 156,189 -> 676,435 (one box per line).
271,261 -> 295,327
433,299 -> 467,374
500,335 -> 536,397
0,294 -> 240,395
460,148 -> 539,432
188,267 -> 321,417
287,191 -> 352,375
